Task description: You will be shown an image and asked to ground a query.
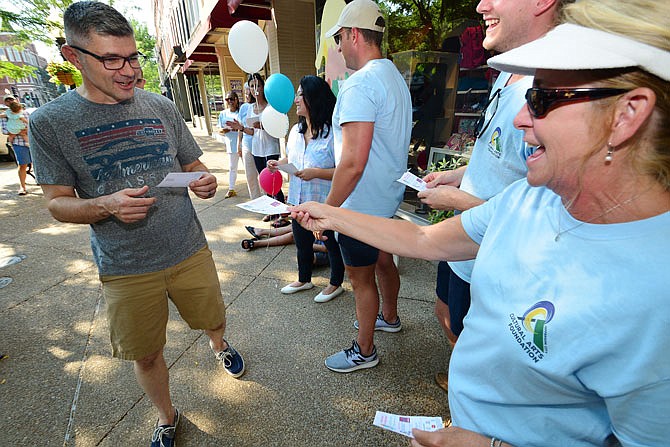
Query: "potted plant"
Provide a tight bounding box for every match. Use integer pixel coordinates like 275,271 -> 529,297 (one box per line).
46,61 -> 80,86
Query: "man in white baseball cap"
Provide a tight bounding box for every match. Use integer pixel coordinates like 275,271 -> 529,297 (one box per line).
317,0 -> 412,373
324,0 -> 385,38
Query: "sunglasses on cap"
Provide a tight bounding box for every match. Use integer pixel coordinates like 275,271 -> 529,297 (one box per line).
525,87 -> 629,118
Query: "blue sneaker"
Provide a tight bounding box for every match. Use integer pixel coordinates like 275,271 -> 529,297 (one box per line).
150,407 -> 179,447
353,313 -> 402,333
325,340 -> 379,373
211,338 -> 245,378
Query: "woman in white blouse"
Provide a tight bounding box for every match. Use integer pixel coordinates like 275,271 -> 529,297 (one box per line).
268,76 -> 345,303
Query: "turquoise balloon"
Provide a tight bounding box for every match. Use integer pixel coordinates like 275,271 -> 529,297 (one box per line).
265,74 -> 294,114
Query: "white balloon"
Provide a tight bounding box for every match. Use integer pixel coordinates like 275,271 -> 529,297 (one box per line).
261,106 -> 289,139
228,20 -> 269,73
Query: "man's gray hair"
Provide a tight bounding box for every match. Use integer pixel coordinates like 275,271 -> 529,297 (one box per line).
64,1 -> 134,45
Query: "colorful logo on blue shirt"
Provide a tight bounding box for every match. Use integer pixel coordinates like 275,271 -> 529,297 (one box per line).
508,300 -> 555,362
487,126 -> 502,158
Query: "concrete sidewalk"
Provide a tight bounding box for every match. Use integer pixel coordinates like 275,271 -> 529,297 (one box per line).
0,125 -> 452,446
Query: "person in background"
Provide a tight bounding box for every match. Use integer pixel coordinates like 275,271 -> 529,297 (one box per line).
28,3 -> 245,446
418,0 -> 573,392
215,91 -> 241,198
236,82 -> 262,199
1,95 -> 32,195
240,224 -> 330,270
292,0 -> 670,444
6,101 -> 29,143
320,0 -> 412,372
230,73 -> 286,226
267,75 -> 345,303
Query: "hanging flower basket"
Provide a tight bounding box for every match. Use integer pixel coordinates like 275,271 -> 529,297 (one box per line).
46,61 -> 80,86
55,72 -> 75,85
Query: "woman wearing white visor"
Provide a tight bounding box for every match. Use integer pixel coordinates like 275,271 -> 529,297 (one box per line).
290,0 -> 670,445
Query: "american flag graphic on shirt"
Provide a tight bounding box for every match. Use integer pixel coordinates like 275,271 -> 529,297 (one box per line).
77,118 -> 174,187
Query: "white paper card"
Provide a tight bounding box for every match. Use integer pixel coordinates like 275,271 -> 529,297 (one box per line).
396,171 -> 427,192
246,115 -> 260,127
373,411 -> 443,438
156,172 -> 204,188
236,195 -> 290,215
278,163 -> 298,176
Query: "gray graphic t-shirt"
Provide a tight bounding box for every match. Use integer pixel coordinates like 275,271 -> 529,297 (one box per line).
30,89 -> 207,275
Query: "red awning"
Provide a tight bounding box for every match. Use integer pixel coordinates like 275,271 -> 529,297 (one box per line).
185,0 -> 272,62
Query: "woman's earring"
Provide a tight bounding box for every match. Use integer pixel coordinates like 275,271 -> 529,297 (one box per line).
605,143 -> 614,163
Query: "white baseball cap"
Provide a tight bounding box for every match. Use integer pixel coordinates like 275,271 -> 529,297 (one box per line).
488,24 -> 670,82
325,0 -> 385,38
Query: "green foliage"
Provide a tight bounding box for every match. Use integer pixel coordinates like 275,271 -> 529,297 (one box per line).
380,0 -> 481,52
0,60 -> 37,80
426,155 -> 469,224
0,1 -> 72,45
130,19 -> 161,94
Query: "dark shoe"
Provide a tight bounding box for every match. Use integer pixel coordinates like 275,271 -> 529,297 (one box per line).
435,372 -> 449,393
245,226 -> 262,239
271,217 -> 291,228
150,408 -> 179,447
241,239 -> 255,250
211,338 -> 245,378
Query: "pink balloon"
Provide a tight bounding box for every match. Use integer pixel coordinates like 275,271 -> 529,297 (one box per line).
258,168 -> 283,196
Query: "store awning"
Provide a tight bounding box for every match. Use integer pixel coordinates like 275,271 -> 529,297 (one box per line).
183,0 -> 272,71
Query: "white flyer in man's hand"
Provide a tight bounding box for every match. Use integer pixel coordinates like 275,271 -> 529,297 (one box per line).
236,195 -> 290,215
396,171 -> 427,191
156,172 -> 204,188
278,163 -> 298,176
373,411 -> 443,438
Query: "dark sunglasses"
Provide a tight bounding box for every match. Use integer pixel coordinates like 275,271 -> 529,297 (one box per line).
333,30 -> 346,45
475,88 -> 501,139
525,87 -> 629,118
225,97 -> 236,102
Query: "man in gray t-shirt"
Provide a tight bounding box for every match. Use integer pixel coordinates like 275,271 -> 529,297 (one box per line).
29,3 -> 244,446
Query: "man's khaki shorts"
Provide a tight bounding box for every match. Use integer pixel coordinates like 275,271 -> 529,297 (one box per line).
100,246 -> 226,361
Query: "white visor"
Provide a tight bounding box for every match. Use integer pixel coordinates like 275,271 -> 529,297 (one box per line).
488,24 -> 670,82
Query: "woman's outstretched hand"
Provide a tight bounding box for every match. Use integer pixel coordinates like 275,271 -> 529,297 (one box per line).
289,202 -> 333,232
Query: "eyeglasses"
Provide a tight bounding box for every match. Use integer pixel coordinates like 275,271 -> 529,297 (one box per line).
225,97 -> 236,102
70,45 -> 145,70
525,87 -> 629,118
333,29 -> 347,45
475,88 -> 501,139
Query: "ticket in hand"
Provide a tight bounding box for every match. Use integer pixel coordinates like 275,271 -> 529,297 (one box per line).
396,171 -> 427,192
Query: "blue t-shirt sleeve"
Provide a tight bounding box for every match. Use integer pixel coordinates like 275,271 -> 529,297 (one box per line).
461,179 -> 528,244
337,82 -> 377,125
461,194 -> 496,245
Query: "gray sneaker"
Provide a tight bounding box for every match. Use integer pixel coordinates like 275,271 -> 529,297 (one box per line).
353,313 -> 402,333
324,340 -> 379,373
